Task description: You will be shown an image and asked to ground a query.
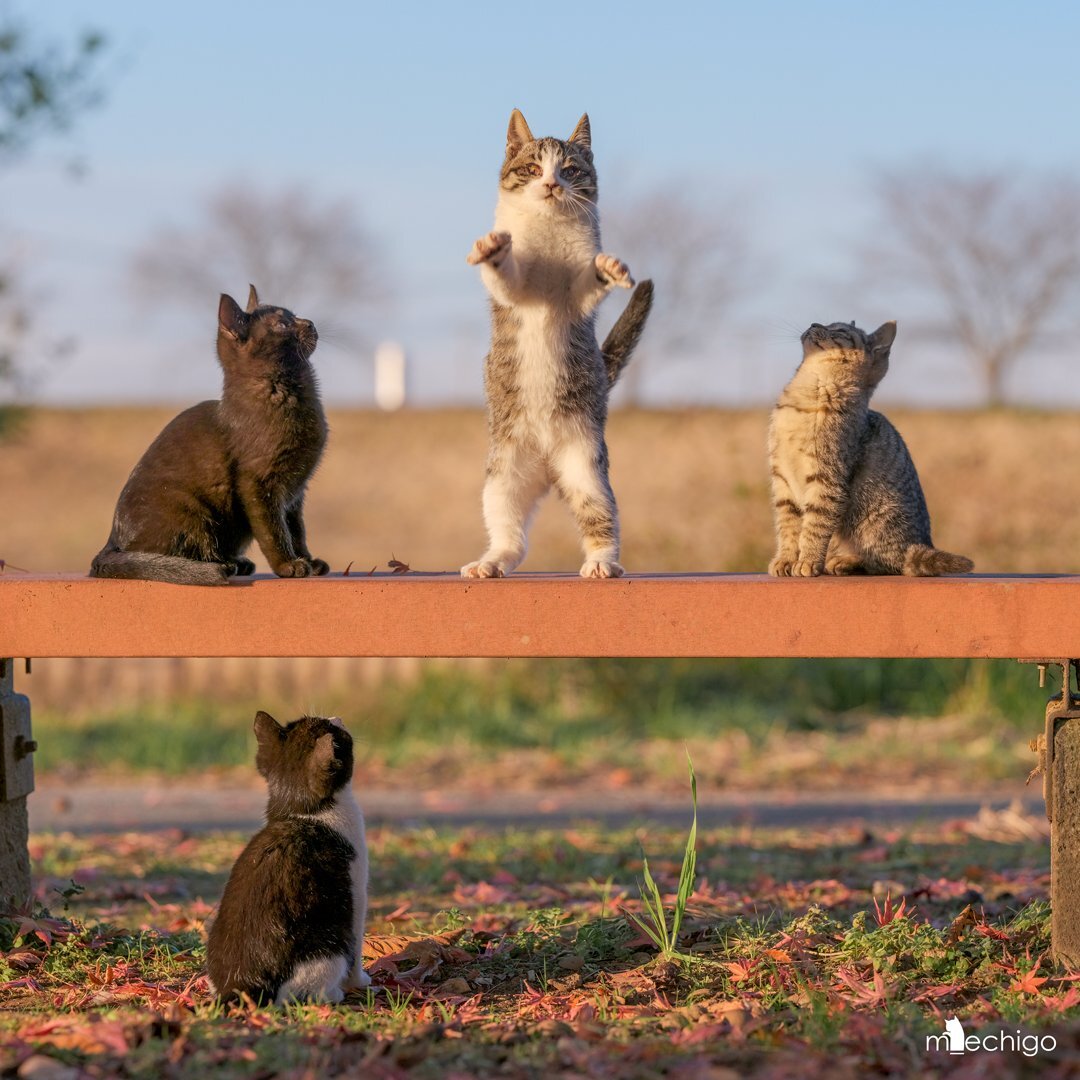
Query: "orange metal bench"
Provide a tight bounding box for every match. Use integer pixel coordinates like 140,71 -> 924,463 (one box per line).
2,573 -> 1077,958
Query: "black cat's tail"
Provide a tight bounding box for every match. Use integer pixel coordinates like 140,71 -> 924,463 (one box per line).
602,279 -> 654,388
90,549 -> 231,586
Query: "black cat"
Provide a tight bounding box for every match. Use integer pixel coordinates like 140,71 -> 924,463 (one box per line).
90,286 -> 329,585
206,712 -> 369,1005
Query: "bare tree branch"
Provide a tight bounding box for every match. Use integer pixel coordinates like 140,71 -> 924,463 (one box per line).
865,167 -> 1080,405
604,184 -> 757,404
130,183 -> 388,351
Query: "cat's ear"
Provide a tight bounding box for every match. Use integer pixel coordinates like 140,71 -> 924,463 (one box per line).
246,284 -> 260,313
868,320 -> 897,355
219,294 -> 250,341
253,710 -> 283,745
506,108 -> 534,154
568,113 -> 591,150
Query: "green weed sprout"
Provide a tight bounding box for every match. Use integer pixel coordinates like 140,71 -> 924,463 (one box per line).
629,752 -> 698,960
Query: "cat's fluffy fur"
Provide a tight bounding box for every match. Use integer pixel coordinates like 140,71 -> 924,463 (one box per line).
206,712 -> 369,1005
462,109 -> 653,580
768,320 -> 974,577
90,286 -> 328,585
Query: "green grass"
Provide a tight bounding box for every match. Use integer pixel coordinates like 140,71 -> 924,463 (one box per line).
31,657 -> 1046,788
0,813 -> 1068,1078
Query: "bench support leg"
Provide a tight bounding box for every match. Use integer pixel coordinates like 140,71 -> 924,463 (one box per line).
1025,658 -> 1080,967
0,659 -> 34,910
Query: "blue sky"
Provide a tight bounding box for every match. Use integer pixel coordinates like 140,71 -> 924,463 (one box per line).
3,0 -> 1079,406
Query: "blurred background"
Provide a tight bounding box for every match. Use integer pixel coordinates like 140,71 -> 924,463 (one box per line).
1,1 -> 1076,803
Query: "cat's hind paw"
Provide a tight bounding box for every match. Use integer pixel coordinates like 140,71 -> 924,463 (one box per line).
825,554 -> 862,575
467,231 -> 512,267
595,254 -> 634,289
310,558 -> 330,576
580,559 -> 624,579
461,559 -> 506,579
345,968 -> 372,991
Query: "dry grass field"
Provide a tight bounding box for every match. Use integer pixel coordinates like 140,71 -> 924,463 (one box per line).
2,405 -> 1078,576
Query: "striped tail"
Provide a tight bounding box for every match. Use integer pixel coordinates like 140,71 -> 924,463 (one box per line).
903,545 -> 974,577
601,279 -> 654,387
90,549 -> 231,586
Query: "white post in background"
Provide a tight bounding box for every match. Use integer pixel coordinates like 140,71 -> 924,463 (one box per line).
374,341 -> 407,411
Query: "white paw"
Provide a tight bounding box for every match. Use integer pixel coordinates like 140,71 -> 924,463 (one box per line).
345,968 -> 372,991
461,559 -> 506,579
580,559 -> 624,579
467,231 -> 511,266
595,253 -> 634,289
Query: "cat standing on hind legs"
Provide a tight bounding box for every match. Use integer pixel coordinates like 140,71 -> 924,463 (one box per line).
768,320 -> 973,577
462,108 -> 653,580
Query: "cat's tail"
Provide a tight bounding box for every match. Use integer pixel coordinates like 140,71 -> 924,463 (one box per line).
903,545 -> 974,576
90,549 -> 231,586
602,279 -> 654,387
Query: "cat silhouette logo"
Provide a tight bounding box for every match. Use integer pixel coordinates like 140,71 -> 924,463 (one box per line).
944,1016 -> 965,1054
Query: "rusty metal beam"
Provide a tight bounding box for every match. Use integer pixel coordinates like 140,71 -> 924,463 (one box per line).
2,573 -> 1080,659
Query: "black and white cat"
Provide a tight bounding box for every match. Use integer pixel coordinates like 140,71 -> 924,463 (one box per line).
206,712 -> 369,1004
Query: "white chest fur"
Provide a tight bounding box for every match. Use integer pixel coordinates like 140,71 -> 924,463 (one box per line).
306,786 -> 368,955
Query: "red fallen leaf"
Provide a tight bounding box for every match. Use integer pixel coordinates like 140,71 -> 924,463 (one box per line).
834,966 -> 890,1007
388,555 -> 411,574
724,959 -> 761,984
363,929 -> 465,960
343,561 -> 354,576
384,902 -> 411,923
872,892 -> 913,927
2,948 -> 42,970
15,916 -> 74,948
1011,969 -> 1049,995
27,1017 -> 131,1056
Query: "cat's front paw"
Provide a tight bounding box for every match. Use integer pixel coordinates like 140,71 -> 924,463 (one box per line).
310,557 -> 330,576
791,559 -> 824,578
275,557 -> 313,578
461,559 -> 506,579
230,557 -> 256,577
345,968 -> 372,991
580,559 -> 624,579
467,231 -> 511,267
768,557 -> 795,577
595,254 -> 634,289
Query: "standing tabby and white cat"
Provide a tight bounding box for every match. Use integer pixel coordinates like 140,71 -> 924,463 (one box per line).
206,712 -> 369,1004
768,320 -> 973,577
462,109 -> 653,579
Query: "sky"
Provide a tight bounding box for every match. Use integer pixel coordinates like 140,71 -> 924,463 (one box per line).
2,0 -> 1079,407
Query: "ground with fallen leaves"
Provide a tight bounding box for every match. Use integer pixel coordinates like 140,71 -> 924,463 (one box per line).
1,812 -> 1077,1078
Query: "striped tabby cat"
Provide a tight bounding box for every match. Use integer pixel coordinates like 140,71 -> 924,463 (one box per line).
462,109 -> 653,579
768,320 -> 973,577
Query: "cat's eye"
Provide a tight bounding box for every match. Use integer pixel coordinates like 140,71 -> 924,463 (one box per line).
562,165 -> 580,178
518,163 -> 542,177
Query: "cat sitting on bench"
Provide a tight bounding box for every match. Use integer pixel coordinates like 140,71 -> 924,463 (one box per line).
90,286 -> 328,585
